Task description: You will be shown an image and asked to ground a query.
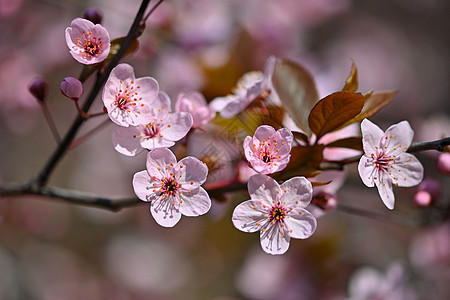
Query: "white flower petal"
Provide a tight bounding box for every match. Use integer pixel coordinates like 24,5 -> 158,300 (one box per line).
112,126 -> 143,156
150,198 -> 182,227
280,176 -> 312,207
383,121 -> 414,156
132,171 -> 153,202
361,119 -> 384,155
248,174 -> 279,204
392,154 -> 424,187
232,200 -> 266,233
146,148 -> 177,178
179,187 -> 211,217
376,177 -> 395,209
260,224 -> 291,255
358,155 -> 375,187
178,157 -> 208,188
285,210 -> 317,239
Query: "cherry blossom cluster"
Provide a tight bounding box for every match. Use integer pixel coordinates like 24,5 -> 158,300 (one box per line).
60,14 -> 431,255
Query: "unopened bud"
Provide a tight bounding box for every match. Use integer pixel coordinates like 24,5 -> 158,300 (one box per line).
437,152 -> 450,175
83,7 -> 103,24
311,191 -> 338,211
29,77 -> 48,103
414,178 -> 441,207
60,77 -> 83,101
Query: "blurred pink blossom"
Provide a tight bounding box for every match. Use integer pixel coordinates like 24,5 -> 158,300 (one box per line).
232,174 -> 316,255
210,57 -> 275,119
133,148 -> 211,227
348,263 -> 417,300
437,152 -> 450,175
175,91 -> 215,128
358,119 -> 424,209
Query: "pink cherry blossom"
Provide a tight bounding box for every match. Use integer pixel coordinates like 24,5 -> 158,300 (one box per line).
112,92 -> 193,156
348,263 -> 418,300
358,119 -> 424,209
209,57 -> 275,119
175,91 -> 215,128
243,125 -> 293,175
65,18 -> 110,65
132,148 -> 211,227
232,174 -> 316,255
102,63 -> 159,127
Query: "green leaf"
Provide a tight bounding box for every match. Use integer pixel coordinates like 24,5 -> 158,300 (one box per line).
326,137 -> 363,151
339,91 -> 397,129
342,61 -> 358,93
271,58 -> 319,136
308,91 -> 365,141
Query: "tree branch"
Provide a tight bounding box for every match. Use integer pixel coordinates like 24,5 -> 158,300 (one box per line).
34,0 -> 151,188
407,137 -> 450,153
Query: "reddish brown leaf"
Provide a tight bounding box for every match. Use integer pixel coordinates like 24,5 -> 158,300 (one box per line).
271,58 -> 319,136
292,131 -> 309,144
311,181 -> 332,187
342,61 -> 358,93
326,137 -> 363,151
338,91 -> 397,130
274,144 -> 325,180
308,92 -> 365,141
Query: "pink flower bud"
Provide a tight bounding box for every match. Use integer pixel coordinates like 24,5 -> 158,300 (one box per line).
437,152 -> 450,175
311,191 -> 338,211
414,191 -> 432,207
414,178 -> 441,207
60,77 -> 83,101
29,77 -> 48,103
83,7 -> 103,24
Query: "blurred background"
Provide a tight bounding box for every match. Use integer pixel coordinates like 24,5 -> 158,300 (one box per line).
0,0 -> 449,299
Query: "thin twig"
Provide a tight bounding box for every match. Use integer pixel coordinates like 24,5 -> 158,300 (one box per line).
336,203 -> 418,227
142,0 -> 166,23
407,137 -> 450,153
40,102 -> 61,143
69,118 -> 111,150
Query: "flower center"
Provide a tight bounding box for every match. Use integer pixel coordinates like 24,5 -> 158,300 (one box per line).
76,31 -> 103,58
270,204 -> 286,222
113,80 -> 144,112
161,177 -> 179,196
254,136 -> 282,165
143,123 -> 159,138
115,94 -> 130,110
372,152 -> 392,171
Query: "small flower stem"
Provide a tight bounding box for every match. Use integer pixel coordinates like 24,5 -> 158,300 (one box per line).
69,118 -> 111,150
74,101 -> 89,119
336,203 -> 418,227
142,0 -> 166,24
40,102 -> 61,143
